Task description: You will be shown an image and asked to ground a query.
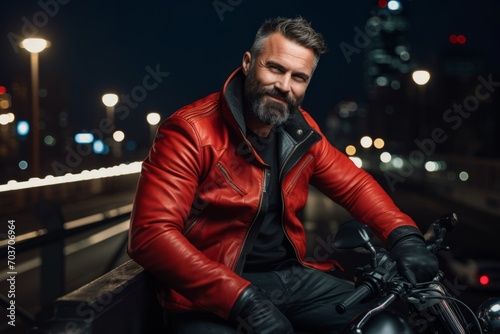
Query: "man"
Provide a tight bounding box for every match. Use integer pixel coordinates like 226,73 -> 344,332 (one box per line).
128,17 -> 438,333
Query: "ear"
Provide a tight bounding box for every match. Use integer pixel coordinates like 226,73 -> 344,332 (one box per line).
242,52 -> 251,75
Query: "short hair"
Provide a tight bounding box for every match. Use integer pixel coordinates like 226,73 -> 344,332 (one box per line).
250,17 -> 327,67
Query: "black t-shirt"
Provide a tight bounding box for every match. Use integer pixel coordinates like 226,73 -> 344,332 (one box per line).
244,128 -> 292,272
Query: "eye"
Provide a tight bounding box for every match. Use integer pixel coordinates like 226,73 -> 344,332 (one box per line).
293,74 -> 308,83
268,65 -> 282,73
294,75 -> 306,82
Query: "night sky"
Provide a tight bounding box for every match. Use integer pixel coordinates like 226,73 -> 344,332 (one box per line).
1,0 -> 499,145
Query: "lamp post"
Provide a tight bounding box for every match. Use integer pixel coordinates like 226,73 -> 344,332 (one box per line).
146,112 -> 161,143
102,93 -> 119,124
412,70 -> 431,139
21,38 -> 49,178
112,130 -> 125,159
102,94 -> 119,159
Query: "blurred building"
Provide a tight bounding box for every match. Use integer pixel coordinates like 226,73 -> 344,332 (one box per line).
363,0 -> 418,153
362,0 -> 499,159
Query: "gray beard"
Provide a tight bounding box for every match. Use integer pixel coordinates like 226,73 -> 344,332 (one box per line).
251,97 -> 290,126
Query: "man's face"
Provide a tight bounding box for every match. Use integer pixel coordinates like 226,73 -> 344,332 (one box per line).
243,33 -> 316,126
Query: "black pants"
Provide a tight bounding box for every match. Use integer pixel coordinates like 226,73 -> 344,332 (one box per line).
167,262 -> 370,333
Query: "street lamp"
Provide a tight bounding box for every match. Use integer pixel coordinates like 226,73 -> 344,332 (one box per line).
412,70 -> 430,86
21,38 -> 50,178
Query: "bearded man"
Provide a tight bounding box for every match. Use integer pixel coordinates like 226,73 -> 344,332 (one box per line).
128,16 -> 438,333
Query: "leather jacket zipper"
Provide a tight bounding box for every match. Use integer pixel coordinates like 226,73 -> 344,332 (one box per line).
183,215 -> 199,236
279,130 -> 314,264
234,167 -> 268,274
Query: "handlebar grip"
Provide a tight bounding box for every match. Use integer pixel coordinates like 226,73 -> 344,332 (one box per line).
336,283 -> 373,314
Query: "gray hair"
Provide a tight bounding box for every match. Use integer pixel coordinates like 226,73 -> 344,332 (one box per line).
250,17 -> 327,69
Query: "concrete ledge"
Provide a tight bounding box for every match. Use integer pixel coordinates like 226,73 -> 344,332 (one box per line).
32,260 -> 165,334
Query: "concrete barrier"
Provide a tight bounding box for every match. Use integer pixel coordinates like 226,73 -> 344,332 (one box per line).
31,260 -> 165,334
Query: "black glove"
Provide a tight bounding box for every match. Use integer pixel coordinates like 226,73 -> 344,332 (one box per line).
388,226 -> 439,285
230,285 -> 293,334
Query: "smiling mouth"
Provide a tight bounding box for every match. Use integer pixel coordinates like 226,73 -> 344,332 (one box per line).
266,94 -> 287,104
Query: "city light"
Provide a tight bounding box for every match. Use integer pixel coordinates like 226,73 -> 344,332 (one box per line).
17,121 -> 30,136
113,130 -> 125,142
93,140 -> 105,154
345,145 -> 356,156
459,171 -> 469,181
380,152 -> 392,163
146,112 -> 161,125
349,157 -> 363,168
360,136 -> 373,148
18,161 -> 28,170
479,275 -> 490,286
425,161 -> 447,172
412,70 -> 431,85
0,99 -> 11,109
373,138 -> 385,149
375,76 -> 389,87
102,93 -> 119,107
0,86 -> 9,110
425,161 -> 439,172
387,0 -> 401,11
0,113 -> 14,125
74,133 -> 94,144
0,162 -> 143,192
378,0 -> 387,8
44,135 -> 56,146
450,34 -> 467,45
392,157 -> 404,169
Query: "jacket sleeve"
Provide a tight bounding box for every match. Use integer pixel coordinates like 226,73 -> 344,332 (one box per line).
127,115 -> 250,319
305,114 -> 419,243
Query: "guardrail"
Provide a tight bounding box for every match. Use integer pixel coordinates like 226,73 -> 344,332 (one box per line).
0,199 -> 132,330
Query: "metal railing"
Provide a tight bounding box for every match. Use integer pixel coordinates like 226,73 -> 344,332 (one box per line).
0,199 -> 132,329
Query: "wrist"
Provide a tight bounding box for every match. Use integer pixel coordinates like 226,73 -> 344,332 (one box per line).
386,225 -> 424,249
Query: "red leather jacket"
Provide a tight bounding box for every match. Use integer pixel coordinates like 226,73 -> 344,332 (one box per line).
128,68 -> 418,320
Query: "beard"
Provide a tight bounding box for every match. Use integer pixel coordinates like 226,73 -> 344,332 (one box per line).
244,67 -> 304,127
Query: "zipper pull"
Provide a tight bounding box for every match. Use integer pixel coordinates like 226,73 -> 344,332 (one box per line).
263,168 -> 271,193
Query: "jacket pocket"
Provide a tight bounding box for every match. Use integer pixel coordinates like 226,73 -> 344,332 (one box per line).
217,162 -> 247,196
285,154 -> 313,196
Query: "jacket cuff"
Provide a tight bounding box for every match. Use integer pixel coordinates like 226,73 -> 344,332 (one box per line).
386,225 -> 424,249
229,284 -> 255,320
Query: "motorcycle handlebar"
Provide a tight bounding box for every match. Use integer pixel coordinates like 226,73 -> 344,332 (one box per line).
336,283 -> 373,314
335,213 -> 458,316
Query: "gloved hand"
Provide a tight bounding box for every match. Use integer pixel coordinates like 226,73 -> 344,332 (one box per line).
230,285 -> 293,334
389,228 -> 439,285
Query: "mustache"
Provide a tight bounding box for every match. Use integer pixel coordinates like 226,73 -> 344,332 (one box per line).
259,88 -> 297,106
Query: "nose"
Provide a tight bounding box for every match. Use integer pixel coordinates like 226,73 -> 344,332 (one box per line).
275,73 -> 291,94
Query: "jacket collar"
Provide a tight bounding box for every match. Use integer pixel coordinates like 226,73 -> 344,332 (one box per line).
221,68 -> 248,137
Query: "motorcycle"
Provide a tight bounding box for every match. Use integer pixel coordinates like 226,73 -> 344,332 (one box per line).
332,213 -> 500,334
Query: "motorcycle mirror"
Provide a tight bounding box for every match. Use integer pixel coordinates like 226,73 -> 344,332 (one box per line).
333,220 -> 374,250
477,297 -> 500,332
